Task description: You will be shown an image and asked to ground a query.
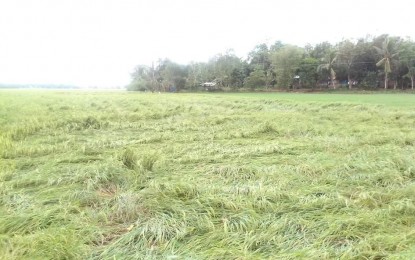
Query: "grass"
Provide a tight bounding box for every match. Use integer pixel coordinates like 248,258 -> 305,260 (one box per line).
1,90 -> 415,259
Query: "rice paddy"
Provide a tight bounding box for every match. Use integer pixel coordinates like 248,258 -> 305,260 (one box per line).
1,90 -> 415,259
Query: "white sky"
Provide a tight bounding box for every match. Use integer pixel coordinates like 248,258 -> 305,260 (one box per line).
0,0 -> 413,87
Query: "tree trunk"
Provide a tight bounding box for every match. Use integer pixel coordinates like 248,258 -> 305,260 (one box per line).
384,73 -> 388,89
412,77 -> 414,90
348,74 -> 352,90
331,77 -> 336,89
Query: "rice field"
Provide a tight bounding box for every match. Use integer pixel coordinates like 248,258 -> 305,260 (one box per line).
1,90 -> 415,259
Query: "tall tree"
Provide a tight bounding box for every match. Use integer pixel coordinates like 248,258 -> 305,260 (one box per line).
400,39 -> 415,89
248,43 -> 270,69
297,57 -> 319,88
271,45 -> 303,88
211,50 -> 244,88
374,37 -> 400,89
353,37 -> 378,88
186,62 -> 203,90
244,69 -> 267,89
229,61 -> 249,89
158,59 -> 187,91
310,41 -> 333,60
317,51 -> 337,89
336,40 -> 358,89
247,43 -> 275,88
129,64 -> 160,91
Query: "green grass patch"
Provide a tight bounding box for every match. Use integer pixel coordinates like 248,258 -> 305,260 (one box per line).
1,90 -> 415,259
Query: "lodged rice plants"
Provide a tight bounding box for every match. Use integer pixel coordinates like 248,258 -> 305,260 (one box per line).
0,90 -> 415,259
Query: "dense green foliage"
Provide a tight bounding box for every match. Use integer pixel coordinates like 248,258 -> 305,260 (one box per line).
1,90 -> 415,259
128,35 -> 415,91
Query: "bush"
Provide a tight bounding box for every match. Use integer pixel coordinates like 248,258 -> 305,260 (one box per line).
360,72 -> 380,89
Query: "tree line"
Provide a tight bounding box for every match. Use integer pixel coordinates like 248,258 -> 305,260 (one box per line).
127,34 -> 415,92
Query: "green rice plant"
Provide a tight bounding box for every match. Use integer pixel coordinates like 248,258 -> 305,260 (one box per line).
120,148 -> 159,172
83,166 -> 128,191
0,208 -> 70,235
0,135 -> 13,155
153,181 -> 200,201
1,91 -> 415,259
107,192 -> 146,223
82,116 -> 105,129
120,148 -> 139,170
257,121 -> 277,134
140,152 -> 159,172
69,190 -> 102,208
209,165 -> 258,181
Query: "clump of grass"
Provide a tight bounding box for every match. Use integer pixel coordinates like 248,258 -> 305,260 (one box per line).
82,116 -> 103,129
69,190 -> 102,208
107,192 -> 147,223
28,227 -> 89,259
84,165 -> 128,191
152,181 -> 200,201
59,105 -> 70,110
140,152 -> 159,171
61,116 -> 108,131
257,121 -> 276,134
0,135 -> 13,156
97,213 -> 189,258
120,148 -> 159,172
0,208 -> 70,235
210,165 -> 258,181
9,124 -> 43,141
120,148 -> 139,170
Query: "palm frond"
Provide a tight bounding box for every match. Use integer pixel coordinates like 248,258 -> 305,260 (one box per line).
330,68 -> 336,79
382,37 -> 389,50
317,64 -> 329,72
331,55 -> 337,65
373,46 -> 384,55
376,58 -> 386,67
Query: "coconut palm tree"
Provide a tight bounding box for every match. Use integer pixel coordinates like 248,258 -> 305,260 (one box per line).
374,37 -> 400,89
400,39 -> 415,90
317,51 -> 337,89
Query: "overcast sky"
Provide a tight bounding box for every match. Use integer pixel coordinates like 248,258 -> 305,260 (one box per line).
0,0 -> 413,87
